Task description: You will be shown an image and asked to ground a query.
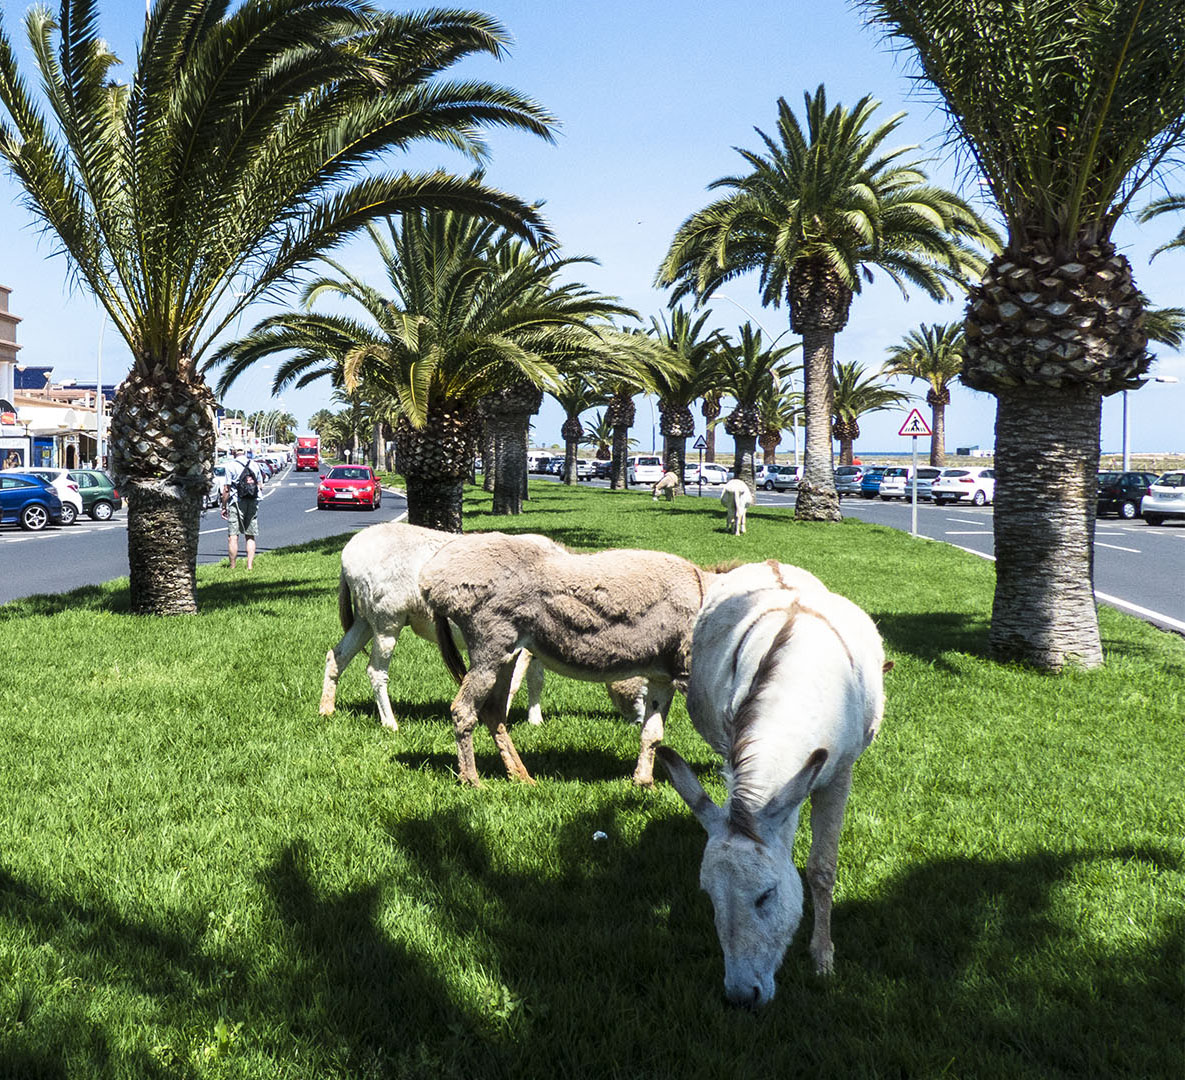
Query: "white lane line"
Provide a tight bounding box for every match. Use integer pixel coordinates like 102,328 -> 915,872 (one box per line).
1096,541 -> 1141,553
947,517 -> 981,525
304,506 -> 318,513
946,543 -> 1185,633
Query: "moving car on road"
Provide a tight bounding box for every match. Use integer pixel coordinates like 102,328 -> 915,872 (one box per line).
1140,471 -> 1185,526
0,472 -> 64,531
317,465 -> 382,511
932,466 -> 996,507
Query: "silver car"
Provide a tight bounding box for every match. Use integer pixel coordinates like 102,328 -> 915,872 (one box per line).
1141,471 -> 1185,526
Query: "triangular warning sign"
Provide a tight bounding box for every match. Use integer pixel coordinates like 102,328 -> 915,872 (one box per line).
692,435 -> 707,450
898,408 -> 932,437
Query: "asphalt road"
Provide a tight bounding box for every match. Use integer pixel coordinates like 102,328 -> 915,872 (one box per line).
654,478 -> 1185,635
3,468 -> 1182,636
0,464 -> 409,606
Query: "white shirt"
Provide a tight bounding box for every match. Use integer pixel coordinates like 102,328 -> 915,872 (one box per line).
222,456 -> 264,505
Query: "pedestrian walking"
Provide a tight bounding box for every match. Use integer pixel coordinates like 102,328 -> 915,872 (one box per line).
221,445 -> 264,570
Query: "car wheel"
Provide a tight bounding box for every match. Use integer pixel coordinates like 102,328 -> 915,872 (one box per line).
20,504 -> 49,531
91,500 -> 114,521
1120,500 -> 1138,520
60,503 -> 78,526
1144,514 -> 1165,526
972,490 -> 987,507
763,480 -> 774,491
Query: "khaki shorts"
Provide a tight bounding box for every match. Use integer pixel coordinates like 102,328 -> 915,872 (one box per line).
228,498 -> 259,539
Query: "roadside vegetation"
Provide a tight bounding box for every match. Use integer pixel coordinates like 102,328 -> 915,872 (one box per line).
1,484 -> 1180,1079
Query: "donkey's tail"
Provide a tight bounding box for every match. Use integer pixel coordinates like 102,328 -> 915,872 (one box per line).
338,570 -> 354,632
435,613 -> 469,683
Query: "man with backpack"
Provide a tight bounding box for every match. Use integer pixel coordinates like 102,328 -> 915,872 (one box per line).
221,445 -> 265,570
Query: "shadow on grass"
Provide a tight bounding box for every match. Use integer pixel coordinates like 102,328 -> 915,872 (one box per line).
873,610 -> 992,666
1,830 -> 1179,1078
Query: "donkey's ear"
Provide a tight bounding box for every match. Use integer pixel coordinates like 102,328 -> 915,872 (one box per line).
657,746 -> 725,834
759,748 -> 828,834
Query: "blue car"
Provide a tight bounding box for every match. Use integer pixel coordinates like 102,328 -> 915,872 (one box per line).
859,466 -> 886,499
0,471 -> 64,531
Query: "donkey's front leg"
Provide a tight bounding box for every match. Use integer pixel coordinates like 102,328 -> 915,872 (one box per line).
320,617 -> 371,716
483,656 -> 534,784
805,765 -> 853,974
450,665 -> 500,787
632,681 -> 674,787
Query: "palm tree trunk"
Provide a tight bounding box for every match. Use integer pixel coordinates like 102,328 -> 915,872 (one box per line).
990,387 -> 1102,669
482,426 -> 495,493
838,439 -> 854,466
731,435 -> 758,492
794,328 -> 841,521
562,439 -> 578,484
930,401 -> 946,468
664,437 -> 688,495
705,426 -> 717,463
124,483 -> 204,613
406,475 -> 464,532
611,426 -> 630,489
492,415 -> 529,514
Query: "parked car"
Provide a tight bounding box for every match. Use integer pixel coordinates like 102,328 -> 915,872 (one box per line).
1097,470 -> 1158,519
626,455 -> 665,484
834,465 -> 865,497
859,466 -> 887,499
205,461 -> 229,509
0,472 -> 64,530
592,459 -> 613,479
685,462 -> 733,486
879,465 -> 942,500
24,467 -> 84,525
317,464 -> 382,510
546,457 -> 565,475
1140,470 -> 1185,526
754,463 -> 797,490
575,459 -> 594,480
932,466 -> 996,506
67,469 -> 122,520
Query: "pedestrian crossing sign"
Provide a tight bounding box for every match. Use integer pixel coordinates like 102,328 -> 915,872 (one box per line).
898,409 -> 932,437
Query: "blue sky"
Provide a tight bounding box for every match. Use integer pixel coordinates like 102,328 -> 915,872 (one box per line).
2,0 -> 1183,455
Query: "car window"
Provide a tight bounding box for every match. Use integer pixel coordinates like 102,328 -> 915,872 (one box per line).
1156,472 -> 1185,488
918,468 -> 941,479
329,467 -> 371,480
884,468 -> 907,478
1,476 -> 35,489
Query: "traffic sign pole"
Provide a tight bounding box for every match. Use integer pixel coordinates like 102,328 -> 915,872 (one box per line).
910,436 -> 918,536
897,408 -> 932,537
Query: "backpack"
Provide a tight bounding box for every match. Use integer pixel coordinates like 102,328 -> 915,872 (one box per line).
235,460 -> 259,501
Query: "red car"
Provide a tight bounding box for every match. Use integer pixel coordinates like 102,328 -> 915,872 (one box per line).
317,465 -> 382,511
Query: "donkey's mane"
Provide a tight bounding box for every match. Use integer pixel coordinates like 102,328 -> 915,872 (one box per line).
724,564 -> 856,827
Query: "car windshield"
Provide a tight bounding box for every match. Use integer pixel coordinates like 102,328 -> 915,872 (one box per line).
942,469 -> 970,477
329,467 -> 370,480
1097,472 -> 1118,484
884,468 -> 907,477
1156,472 -> 1185,488
636,457 -> 661,467
836,467 -> 860,476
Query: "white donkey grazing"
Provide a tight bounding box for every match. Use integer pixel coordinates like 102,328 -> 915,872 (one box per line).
720,478 -> 753,535
420,532 -> 714,787
658,559 -> 890,1007
652,471 -> 678,501
319,522 -> 541,730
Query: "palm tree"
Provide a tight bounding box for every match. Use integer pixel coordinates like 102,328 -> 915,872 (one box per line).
551,375 -> 612,484
884,323 -> 966,466
863,0 -> 1185,669
0,0 -> 554,612
647,307 -> 725,493
757,384 -> 802,465
582,410 -> 614,461
831,361 -> 912,465
218,212 -> 628,529
714,323 -> 799,491
657,85 -> 997,522
602,330 -> 680,490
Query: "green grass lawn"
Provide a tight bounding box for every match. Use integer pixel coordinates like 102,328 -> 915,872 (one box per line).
1,482 -> 1181,1079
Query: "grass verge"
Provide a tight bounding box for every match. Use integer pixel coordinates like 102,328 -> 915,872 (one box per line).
0,481 -> 1181,1079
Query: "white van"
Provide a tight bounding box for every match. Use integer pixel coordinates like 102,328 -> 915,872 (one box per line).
626,455 -> 665,484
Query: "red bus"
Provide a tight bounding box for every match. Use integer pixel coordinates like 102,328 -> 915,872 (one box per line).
295,436 -> 320,471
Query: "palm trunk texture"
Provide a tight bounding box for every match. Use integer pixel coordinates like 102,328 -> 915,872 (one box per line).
930,401 -> 947,468
481,428 -> 496,493
731,435 -> 758,492
492,415 -> 529,515
124,483 -> 204,614
610,427 -> 630,489
405,476 -> 464,532
990,387 -> 1103,669
795,327 -> 841,521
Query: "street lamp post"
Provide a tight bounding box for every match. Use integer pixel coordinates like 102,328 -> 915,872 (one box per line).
96,312 -> 108,467
1122,375 -> 1179,470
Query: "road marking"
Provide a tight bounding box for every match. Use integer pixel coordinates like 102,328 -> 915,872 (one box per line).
1096,541 -> 1140,553
946,543 -> 1185,633
305,506 -> 318,513
947,518 -> 982,525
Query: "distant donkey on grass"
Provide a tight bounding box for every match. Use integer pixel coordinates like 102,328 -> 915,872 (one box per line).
659,560 -> 891,1007
419,533 -> 716,787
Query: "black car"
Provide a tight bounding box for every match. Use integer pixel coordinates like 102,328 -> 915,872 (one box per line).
1097,471 -> 1158,519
